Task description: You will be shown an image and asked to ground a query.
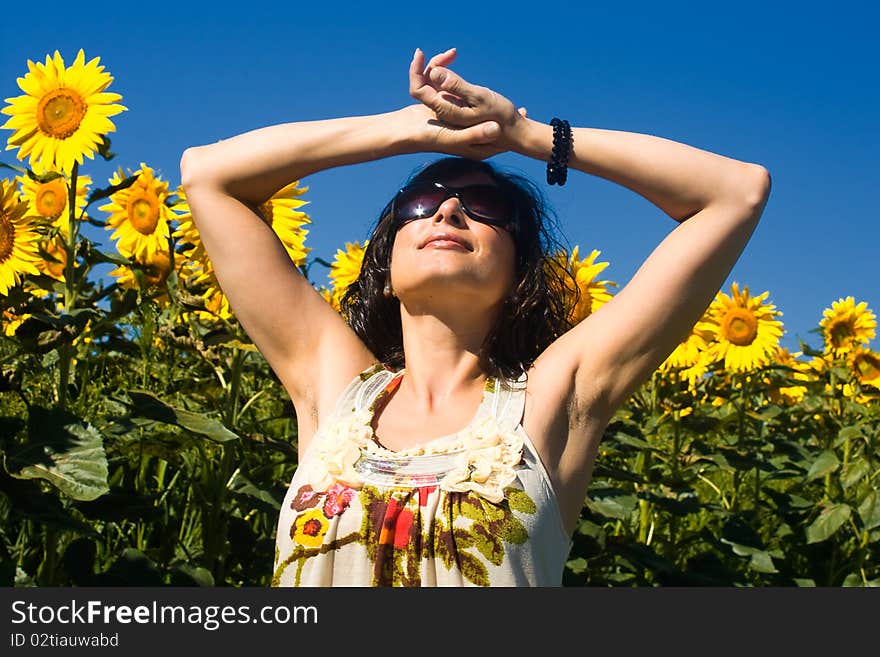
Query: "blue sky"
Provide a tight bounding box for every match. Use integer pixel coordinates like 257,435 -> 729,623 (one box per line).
2,0 -> 877,355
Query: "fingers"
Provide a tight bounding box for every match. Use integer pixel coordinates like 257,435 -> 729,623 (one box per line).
424,66 -> 486,126
423,47 -> 456,75
409,49 -> 427,97
446,120 -> 501,146
409,47 -> 456,98
428,66 -> 478,105
410,47 -> 501,128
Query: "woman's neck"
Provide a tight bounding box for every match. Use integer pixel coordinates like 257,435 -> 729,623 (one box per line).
396,309 -> 493,413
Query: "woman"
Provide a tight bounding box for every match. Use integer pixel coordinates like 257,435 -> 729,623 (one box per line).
179,47 -> 771,586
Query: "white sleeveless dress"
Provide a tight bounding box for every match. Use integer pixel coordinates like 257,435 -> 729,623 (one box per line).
272,362 -> 572,587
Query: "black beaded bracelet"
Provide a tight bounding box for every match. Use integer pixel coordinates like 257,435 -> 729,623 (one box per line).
546,118 -> 572,186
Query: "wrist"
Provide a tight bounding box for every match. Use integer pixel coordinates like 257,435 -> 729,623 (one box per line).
511,117 -> 555,162
389,105 -> 431,156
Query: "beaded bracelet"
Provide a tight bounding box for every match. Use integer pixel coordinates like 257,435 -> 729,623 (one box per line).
546,118 -> 572,186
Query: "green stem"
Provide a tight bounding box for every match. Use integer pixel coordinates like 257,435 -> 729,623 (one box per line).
754,420 -> 766,511
57,162 -> 80,410
635,450 -> 650,543
38,527 -> 58,585
824,369 -> 841,501
730,374 -> 750,512
227,347 -> 245,427
672,411 -> 681,480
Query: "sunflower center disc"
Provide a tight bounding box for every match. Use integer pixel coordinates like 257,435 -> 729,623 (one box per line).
143,253 -> 171,286
723,308 -> 758,346
129,197 -> 159,235
37,88 -> 87,139
37,180 -> 67,219
0,217 -> 14,261
830,321 -> 855,349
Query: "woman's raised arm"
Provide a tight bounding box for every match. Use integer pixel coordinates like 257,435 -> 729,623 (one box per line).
178,79 -> 507,455
179,112 -> 418,455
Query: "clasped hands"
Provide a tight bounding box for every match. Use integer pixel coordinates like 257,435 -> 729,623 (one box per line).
405,47 -> 530,160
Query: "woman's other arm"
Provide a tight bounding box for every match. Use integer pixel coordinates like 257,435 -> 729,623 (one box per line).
416,54 -> 770,417
516,123 -> 771,417
415,53 -> 770,524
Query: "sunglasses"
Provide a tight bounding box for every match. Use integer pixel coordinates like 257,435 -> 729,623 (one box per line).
391,182 -> 518,233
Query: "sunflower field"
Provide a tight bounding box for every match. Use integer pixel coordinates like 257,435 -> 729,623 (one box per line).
1,49 -> 878,588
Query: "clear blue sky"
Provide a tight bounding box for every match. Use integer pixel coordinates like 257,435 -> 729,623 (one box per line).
3,0 -> 877,355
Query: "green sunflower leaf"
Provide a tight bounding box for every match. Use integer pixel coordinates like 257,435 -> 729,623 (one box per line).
857,491 -> 880,531
805,450 -> 839,482
840,460 -> 870,489
119,390 -> 239,443
806,503 -> 851,544
7,406 -> 109,501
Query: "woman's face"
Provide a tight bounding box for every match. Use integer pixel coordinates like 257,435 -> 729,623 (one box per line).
388,172 -> 517,312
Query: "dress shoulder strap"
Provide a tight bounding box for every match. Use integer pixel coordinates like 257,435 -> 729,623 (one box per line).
352,366 -> 400,414
491,371 -> 528,432
328,362 -> 395,420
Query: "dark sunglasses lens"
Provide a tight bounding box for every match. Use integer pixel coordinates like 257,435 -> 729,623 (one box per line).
461,185 -> 513,224
396,186 -> 445,222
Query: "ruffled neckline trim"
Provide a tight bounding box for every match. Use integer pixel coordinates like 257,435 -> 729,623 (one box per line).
305,368 -> 524,502
365,368 -> 496,456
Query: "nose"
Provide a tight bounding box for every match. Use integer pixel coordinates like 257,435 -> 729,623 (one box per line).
433,195 -> 467,227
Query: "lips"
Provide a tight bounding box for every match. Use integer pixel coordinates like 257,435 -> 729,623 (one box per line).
422,233 -> 472,250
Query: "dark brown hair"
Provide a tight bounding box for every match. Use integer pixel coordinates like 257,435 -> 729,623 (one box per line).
339,156 -> 579,380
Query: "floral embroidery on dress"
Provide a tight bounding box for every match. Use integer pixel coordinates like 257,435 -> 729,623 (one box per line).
273,481 -> 535,587
290,508 -> 329,548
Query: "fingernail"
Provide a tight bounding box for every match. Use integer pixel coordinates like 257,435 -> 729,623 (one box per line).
431,68 -> 446,84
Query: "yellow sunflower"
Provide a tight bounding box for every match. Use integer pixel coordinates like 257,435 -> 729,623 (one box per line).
0,179 -> 43,295
658,317 -> 716,388
101,163 -> 178,261
171,187 -> 208,268
819,297 -> 876,358
2,308 -> 32,337
323,240 -> 368,310
704,282 -> 784,372
11,168 -> 93,299
109,250 -> 173,305
174,181 -> 311,321
35,232 -> 67,283
319,286 -> 341,312
17,166 -> 92,237
193,265 -> 233,321
848,347 -> 880,390
545,245 -> 617,325
329,240 -> 368,292
1,49 -> 127,177
807,354 -> 830,377
254,180 -> 311,267
171,190 -> 215,318
765,347 -> 813,405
